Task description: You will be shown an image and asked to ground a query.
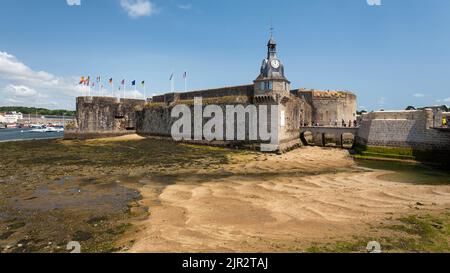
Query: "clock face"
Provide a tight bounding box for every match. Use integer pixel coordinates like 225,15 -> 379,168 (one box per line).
271,59 -> 280,69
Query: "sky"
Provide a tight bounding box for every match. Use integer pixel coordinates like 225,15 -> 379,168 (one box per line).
0,0 -> 449,111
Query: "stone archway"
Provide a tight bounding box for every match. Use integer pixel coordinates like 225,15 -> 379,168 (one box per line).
341,133 -> 355,149
300,131 -> 314,146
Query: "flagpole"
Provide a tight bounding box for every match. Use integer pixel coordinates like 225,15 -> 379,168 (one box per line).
123,81 -> 126,100
184,73 -> 187,93
88,77 -> 91,97
144,84 -> 146,101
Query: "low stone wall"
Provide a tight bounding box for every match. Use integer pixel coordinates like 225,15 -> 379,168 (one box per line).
64,96 -> 145,140
356,110 -> 450,151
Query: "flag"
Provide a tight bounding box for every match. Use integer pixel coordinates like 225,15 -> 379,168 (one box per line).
96,76 -> 101,83
141,81 -> 145,87
121,79 -> 125,85
79,77 -> 85,85
132,80 -> 136,86
85,76 -> 90,86
109,78 -> 113,85
169,73 -> 174,81
183,72 -> 187,79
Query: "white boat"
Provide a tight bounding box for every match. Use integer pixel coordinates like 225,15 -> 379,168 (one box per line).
49,126 -> 64,132
29,125 -> 64,133
30,127 -> 46,133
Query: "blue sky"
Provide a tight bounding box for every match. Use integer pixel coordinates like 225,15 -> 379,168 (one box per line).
0,0 -> 449,110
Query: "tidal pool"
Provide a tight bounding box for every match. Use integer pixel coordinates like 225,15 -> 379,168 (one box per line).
355,159 -> 450,185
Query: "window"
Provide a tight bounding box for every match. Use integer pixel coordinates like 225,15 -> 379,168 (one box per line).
260,81 -> 273,91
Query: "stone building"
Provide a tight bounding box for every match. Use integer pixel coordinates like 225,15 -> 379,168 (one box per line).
66,34 -> 358,152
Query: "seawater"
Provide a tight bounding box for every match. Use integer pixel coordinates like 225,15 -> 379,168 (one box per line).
0,128 -> 64,142
355,158 -> 450,185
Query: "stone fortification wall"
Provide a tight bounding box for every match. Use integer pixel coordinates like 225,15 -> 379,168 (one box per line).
136,102 -> 275,144
294,89 -> 357,126
356,109 -> 450,151
64,96 -> 145,140
136,95 -> 303,152
152,85 -> 254,104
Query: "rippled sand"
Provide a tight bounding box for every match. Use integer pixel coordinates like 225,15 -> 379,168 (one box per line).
127,147 -> 450,252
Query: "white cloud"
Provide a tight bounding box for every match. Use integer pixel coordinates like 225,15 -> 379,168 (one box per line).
123,89 -> 145,99
367,0 -> 382,6
66,0 -> 81,6
177,4 -> 192,10
0,51 -> 59,87
0,51 -> 83,109
413,93 -> 425,98
444,98 -> 450,102
3,85 -> 38,97
120,0 -> 156,18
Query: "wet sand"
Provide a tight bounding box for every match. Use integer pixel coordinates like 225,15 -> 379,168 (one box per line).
1,135 -> 449,253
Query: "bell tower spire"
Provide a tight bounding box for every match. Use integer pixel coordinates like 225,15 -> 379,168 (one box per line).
267,25 -> 277,59
254,27 -> 291,98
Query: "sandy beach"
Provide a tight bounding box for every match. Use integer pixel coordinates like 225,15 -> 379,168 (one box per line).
126,144 -> 450,252
1,136 -> 449,253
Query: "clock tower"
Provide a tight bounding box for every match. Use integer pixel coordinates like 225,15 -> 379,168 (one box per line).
254,32 -> 291,100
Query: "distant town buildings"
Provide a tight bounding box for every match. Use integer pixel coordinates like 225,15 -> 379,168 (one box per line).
0,111 -> 75,126
2,112 -> 23,124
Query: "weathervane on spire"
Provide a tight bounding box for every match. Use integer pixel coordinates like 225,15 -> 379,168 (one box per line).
269,20 -> 274,38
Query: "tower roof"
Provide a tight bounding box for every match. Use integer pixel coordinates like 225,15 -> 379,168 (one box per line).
255,32 -> 288,82
268,36 -> 276,46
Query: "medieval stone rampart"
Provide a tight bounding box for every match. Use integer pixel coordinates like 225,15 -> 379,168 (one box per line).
293,89 -> 357,126
356,109 -> 450,151
152,85 -> 254,104
64,97 -> 145,140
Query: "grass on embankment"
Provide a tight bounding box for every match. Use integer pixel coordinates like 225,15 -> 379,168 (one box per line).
353,144 -> 449,166
308,213 -> 450,253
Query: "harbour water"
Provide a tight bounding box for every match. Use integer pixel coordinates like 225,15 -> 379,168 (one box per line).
0,128 -> 64,142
